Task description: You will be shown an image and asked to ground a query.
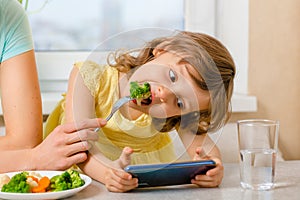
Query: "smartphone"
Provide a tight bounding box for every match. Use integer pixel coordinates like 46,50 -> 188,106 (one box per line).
124,160 -> 216,187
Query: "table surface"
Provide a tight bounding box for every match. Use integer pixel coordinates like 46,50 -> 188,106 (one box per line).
66,160 -> 300,200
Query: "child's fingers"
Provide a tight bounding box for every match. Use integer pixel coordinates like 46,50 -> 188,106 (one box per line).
116,147 -> 133,168
193,147 -> 208,160
105,169 -> 138,192
191,162 -> 224,187
193,174 -> 214,183
191,177 -> 218,188
206,163 -> 224,177
192,173 -> 222,187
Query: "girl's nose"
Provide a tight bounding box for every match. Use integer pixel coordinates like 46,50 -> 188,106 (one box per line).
156,85 -> 173,103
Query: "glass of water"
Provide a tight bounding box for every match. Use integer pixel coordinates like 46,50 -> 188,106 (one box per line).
237,119 -> 279,190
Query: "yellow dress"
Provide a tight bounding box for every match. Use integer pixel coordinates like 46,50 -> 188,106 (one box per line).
44,61 -> 176,164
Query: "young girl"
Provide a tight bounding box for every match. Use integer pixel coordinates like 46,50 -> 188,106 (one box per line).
44,31 -> 235,192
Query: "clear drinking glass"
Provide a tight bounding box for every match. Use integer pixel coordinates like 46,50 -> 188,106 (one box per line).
237,119 -> 279,190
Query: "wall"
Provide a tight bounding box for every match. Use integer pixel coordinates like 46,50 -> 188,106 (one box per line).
230,0 -> 300,160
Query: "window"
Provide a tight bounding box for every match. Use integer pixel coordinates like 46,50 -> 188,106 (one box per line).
27,0 -> 184,51
24,0 -> 255,114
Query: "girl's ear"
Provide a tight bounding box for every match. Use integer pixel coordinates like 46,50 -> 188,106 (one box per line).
153,48 -> 165,57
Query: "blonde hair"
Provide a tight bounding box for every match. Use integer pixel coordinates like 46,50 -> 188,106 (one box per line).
108,31 -> 235,134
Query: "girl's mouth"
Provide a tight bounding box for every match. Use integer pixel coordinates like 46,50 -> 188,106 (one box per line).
132,94 -> 152,106
141,95 -> 152,105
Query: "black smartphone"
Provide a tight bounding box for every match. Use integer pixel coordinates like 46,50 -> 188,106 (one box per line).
124,160 -> 216,187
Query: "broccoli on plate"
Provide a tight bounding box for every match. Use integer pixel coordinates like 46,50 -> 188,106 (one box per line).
48,169 -> 85,192
1,172 -> 30,193
68,169 -> 85,189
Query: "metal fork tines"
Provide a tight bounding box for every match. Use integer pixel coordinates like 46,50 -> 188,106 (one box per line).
94,96 -> 132,132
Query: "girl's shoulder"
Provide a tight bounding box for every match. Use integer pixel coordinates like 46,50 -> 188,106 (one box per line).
74,60 -> 118,97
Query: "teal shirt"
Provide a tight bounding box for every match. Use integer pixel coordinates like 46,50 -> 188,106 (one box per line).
0,0 -> 33,63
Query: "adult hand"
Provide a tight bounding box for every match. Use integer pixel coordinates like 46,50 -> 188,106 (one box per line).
191,147 -> 224,187
104,147 -> 138,192
30,118 -> 106,170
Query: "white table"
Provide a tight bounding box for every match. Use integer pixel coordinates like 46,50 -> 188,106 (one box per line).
67,161 -> 300,200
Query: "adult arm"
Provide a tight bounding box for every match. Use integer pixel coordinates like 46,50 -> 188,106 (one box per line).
0,0 -> 43,149
0,118 -> 105,173
0,50 -> 43,149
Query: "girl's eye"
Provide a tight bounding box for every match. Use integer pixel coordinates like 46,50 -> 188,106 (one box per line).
169,69 -> 177,82
177,98 -> 184,109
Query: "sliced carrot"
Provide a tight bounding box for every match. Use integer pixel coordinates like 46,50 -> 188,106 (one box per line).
32,187 -> 46,193
32,176 -> 50,193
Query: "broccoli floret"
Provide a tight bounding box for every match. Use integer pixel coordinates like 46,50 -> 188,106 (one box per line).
1,172 -> 30,193
48,171 -> 71,192
67,169 -> 85,189
48,170 -> 84,192
130,81 -> 151,106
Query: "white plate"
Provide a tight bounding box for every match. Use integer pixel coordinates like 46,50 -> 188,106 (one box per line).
0,171 -> 92,200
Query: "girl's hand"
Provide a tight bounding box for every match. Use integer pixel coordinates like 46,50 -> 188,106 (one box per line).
31,118 -> 105,170
191,147 -> 224,187
104,147 -> 138,192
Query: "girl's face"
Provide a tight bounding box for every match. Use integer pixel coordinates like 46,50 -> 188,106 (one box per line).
121,51 -> 210,118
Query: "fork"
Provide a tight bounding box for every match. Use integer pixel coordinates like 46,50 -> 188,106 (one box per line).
94,96 -> 133,132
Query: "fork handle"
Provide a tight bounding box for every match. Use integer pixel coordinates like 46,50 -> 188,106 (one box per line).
105,112 -> 114,121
